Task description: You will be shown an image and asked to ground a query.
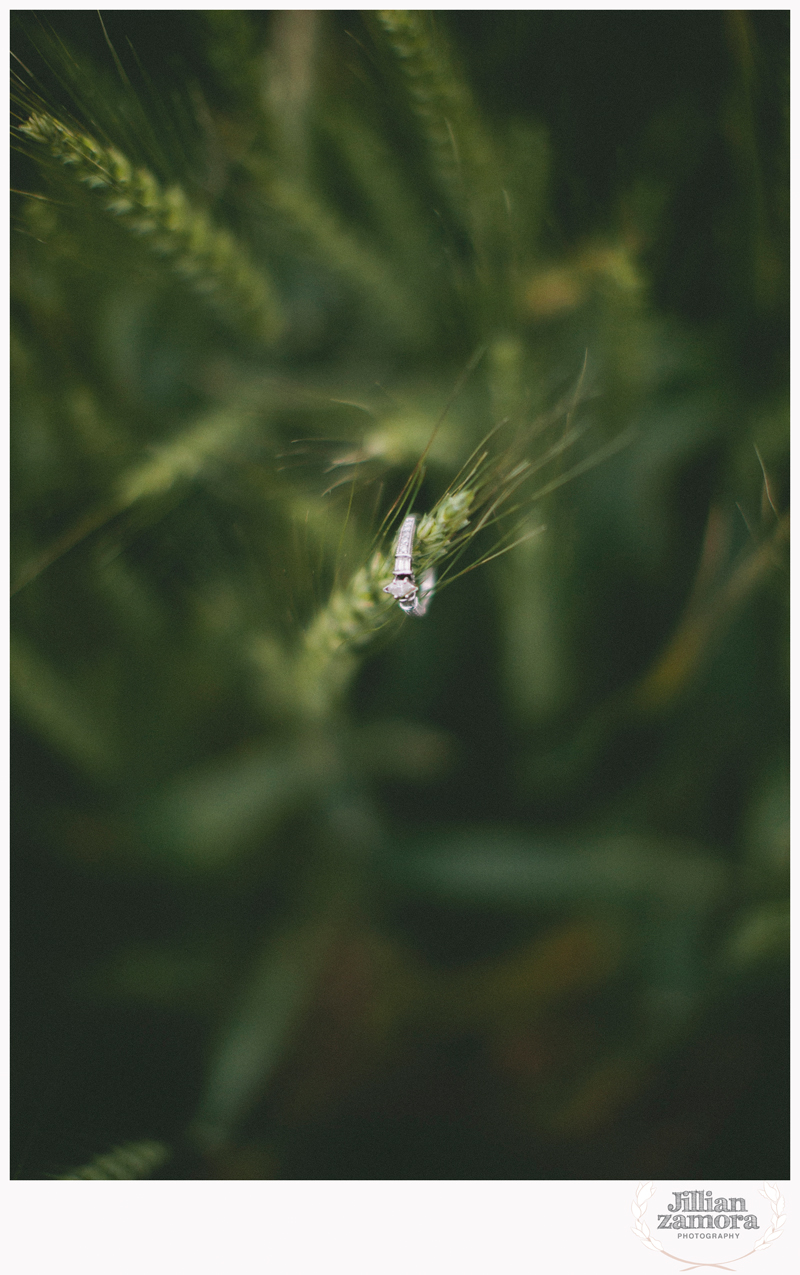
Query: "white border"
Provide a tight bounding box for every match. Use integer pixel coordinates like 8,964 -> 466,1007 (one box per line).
3,1181 -> 795,1275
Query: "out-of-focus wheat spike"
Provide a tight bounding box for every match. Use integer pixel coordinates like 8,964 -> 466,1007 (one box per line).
19,112 -> 283,344
10,636 -> 119,779
11,405 -> 262,595
115,406 -> 257,507
248,161 -> 424,341
55,1140 -> 169,1180
374,11 -> 502,255
319,103 -> 432,266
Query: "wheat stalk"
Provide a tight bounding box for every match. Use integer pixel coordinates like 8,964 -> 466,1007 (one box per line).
293,487 -> 474,717
11,403 -> 263,595
18,111 -> 283,344
55,1139 -> 169,1180
245,159 -> 424,342
374,10 -> 502,258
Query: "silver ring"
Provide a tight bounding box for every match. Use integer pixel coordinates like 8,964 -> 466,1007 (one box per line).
383,514 -> 436,617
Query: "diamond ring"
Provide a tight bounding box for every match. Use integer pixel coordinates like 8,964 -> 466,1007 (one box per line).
383,514 -> 436,616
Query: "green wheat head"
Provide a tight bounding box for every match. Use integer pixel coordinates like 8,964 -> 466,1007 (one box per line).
55,1140 -> 169,1180
19,111 -> 283,343
296,488 -> 476,716
374,10 -> 500,252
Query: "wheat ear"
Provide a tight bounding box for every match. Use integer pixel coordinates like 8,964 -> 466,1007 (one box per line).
295,489 -> 474,717
54,1140 -> 169,1180
374,11 -> 500,251
19,111 -> 283,344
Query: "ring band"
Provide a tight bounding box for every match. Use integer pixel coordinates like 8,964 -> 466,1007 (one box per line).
410,566 -> 436,617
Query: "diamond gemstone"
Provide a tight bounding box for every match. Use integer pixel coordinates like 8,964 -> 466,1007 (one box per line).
384,576 -> 416,600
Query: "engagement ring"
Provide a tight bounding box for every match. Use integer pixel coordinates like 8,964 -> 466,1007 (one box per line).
383,514 -> 436,616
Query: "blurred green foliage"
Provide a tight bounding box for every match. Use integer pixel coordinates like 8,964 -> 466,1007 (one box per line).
11,11 -> 788,1180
